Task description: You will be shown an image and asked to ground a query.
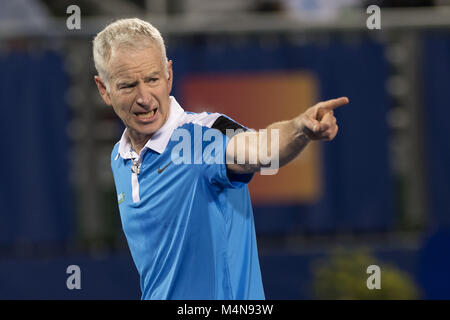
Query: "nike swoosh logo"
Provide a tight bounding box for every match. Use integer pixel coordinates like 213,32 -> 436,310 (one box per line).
157,161 -> 172,174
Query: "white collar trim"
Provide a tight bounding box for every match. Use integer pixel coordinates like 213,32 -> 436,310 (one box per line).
117,96 -> 185,159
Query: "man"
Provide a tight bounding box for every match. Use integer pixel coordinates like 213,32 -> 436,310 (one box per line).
93,18 -> 348,300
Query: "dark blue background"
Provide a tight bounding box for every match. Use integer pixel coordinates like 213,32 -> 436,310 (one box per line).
0,33 -> 449,299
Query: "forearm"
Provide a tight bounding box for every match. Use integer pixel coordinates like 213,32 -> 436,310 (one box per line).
266,118 -> 310,168
226,97 -> 348,175
226,117 -> 309,174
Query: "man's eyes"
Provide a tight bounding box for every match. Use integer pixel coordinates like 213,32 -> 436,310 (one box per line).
118,82 -> 137,89
120,84 -> 135,89
145,77 -> 159,83
118,78 -> 159,90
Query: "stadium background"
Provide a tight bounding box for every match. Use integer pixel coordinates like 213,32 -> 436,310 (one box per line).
1,0 -> 450,299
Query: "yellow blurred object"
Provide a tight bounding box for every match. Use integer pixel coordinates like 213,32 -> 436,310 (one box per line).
311,248 -> 421,300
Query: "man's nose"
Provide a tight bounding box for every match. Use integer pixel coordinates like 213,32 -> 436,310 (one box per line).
136,83 -> 152,107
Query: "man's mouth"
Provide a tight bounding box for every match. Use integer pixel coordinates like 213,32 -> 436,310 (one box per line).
134,108 -> 157,121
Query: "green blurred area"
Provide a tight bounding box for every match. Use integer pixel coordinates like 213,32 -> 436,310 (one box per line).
311,248 -> 420,299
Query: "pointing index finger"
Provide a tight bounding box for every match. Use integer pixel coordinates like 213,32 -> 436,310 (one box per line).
316,97 -> 349,120
319,97 -> 349,111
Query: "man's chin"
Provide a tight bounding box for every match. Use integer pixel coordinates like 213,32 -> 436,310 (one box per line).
132,123 -> 161,138
128,114 -> 166,139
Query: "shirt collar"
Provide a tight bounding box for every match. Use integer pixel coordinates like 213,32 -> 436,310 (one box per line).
117,96 -> 185,159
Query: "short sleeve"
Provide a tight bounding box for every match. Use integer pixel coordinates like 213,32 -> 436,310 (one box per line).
203,115 -> 254,189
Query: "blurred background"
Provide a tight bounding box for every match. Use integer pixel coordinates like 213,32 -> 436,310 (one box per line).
1,0 -> 450,299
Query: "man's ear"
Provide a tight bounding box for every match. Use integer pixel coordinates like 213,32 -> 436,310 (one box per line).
94,75 -> 112,106
166,60 -> 173,94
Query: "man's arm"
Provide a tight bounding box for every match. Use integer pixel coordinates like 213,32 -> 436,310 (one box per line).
226,97 -> 349,174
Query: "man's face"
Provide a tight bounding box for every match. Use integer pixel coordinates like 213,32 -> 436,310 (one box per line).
95,44 -> 173,143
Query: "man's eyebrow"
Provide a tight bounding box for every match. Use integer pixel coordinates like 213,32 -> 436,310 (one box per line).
144,71 -> 161,79
116,80 -> 138,88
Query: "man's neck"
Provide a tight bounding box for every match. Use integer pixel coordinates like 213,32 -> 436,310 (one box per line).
127,131 -> 151,155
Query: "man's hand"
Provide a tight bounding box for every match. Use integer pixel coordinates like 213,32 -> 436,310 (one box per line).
294,97 -> 349,141
226,96 -> 349,175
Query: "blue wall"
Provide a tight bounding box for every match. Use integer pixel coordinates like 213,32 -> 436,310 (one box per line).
0,50 -> 73,245
0,249 -> 419,299
417,33 -> 450,299
1,32 -> 450,299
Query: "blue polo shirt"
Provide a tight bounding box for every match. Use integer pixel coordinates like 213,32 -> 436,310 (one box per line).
111,96 -> 264,300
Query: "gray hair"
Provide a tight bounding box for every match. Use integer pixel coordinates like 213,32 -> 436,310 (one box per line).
92,18 -> 168,90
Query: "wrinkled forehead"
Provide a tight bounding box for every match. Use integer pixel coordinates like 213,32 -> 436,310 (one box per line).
108,44 -> 165,80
